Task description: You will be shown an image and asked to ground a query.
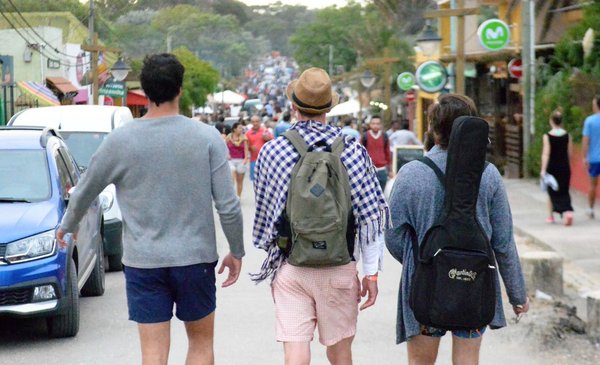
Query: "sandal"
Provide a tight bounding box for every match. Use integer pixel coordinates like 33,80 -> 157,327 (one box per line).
545,216 -> 555,224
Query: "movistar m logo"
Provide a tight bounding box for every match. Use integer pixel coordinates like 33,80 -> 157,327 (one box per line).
486,26 -> 505,40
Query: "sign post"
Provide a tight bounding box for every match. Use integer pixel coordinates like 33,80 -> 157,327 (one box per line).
415,61 -> 448,94
397,72 -> 416,91
478,19 -> 511,51
508,58 -> 523,79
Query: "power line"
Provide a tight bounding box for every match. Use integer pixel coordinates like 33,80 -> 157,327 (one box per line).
2,0 -> 80,59
0,6 -> 90,67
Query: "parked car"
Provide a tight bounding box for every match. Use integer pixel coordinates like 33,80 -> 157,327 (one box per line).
241,98 -> 263,116
9,105 -> 134,271
0,127 -> 106,338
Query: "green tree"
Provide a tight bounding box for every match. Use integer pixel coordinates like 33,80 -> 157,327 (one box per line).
172,47 -> 219,116
10,0 -> 88,21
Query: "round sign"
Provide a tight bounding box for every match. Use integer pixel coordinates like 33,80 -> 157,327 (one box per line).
508,58 -> 523,78
397,72 -> 416,91
415,61 -> 448,93
478,19 -> 511,51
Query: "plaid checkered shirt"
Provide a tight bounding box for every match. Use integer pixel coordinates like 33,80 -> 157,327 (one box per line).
251,120 -> 390,282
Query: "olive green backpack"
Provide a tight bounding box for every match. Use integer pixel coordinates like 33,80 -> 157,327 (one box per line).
277,130 -> 353,267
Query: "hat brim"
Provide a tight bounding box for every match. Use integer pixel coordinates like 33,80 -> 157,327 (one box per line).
286,80 -> 339,115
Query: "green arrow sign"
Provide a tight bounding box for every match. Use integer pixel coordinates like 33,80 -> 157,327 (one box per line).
397,72 -> 416,91
415,61 -> 447,93
478,19 -> 510,51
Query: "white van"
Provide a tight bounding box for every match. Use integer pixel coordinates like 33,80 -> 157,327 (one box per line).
9,105 -> 134,271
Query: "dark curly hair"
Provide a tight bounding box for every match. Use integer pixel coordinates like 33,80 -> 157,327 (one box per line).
428,94 -> 478,149
140,53 -> 184,107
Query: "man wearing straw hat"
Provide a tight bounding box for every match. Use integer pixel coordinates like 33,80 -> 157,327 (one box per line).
251,67 -> 389,364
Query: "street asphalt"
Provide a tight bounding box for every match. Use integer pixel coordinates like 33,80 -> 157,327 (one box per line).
1,176 -> 598,364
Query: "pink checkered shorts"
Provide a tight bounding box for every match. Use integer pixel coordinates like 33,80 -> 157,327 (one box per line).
271,261 -> 360,346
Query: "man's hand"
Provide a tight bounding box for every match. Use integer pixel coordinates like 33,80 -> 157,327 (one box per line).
55,228 -> 77,249
359,275 -> 378,310
218,253 -> 242,288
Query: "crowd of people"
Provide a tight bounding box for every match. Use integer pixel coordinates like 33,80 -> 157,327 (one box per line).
53,52 -> 600,365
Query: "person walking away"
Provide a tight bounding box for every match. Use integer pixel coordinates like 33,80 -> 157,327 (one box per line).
56,54 -> 245,365
362,116 -> 393,189
274,111 -> 292,138
251,67 -> 389,365
246,115 -> 273,182
341,117 -> 361,140
226,122 -> 250,197
385,94 -> 528,365
583,95 -> 600,218
540,110 -> 574,225
388,119 -> 422,152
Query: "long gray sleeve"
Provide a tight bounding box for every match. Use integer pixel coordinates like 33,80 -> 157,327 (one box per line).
60,115 -> 244,269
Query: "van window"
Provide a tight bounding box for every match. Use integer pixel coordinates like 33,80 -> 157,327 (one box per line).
60,132 -> 108,168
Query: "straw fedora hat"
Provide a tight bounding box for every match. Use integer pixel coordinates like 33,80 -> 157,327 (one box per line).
286,67 -> 339,115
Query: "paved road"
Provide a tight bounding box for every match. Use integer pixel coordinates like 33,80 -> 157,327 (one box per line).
0,178 -> 589,364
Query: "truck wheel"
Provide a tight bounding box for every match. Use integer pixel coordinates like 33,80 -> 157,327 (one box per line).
81,240 -> 106,297
47,258 -> 80,338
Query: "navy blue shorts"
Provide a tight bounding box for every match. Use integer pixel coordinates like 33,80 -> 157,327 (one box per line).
123,261 -> 217,324
589,162 -> 600,178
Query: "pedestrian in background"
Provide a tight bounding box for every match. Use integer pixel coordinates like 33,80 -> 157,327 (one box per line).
361,115 -> 393,189
540,110 -> 574,225
274,110 -> 292,138
226,122 -> 250,197
341,117 -> 360,140
56,53 -> 244,365
388,119 -> 422,152
385,94 -> 528,365
251,67 -> 389,364
583,95 -> 600,218
245,114 -> 273,182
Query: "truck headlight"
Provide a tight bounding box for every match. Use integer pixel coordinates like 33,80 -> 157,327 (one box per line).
5,230 -> 56,263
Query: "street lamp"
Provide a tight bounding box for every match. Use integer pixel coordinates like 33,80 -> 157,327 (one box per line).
360,70 -> 376,89
110,58 -> 130,81
416,22 -> 442,57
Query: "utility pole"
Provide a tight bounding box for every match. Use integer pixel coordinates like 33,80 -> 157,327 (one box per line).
365,48 -> 400,128
81,33 -> 121,105
424,2 -> 479,95
522,0 -> 535,177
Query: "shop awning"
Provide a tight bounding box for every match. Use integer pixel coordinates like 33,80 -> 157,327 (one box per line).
73,88 -> 88,104
16,81 -> 60,106
46,77 -> 78,98
127,89 -> 148,106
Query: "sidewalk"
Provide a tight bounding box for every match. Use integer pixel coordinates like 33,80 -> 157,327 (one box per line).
505,178 -> 600,296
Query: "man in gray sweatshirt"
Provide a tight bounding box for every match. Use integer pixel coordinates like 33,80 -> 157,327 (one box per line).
57,53 -> 244,365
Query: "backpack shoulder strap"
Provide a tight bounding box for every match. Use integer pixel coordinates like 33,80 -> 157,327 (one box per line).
331,135 -> 345,157
419,156 -> 445,186
282,129 -> 309,157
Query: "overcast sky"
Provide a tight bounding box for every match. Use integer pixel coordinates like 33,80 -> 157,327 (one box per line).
239,0 -> 365,9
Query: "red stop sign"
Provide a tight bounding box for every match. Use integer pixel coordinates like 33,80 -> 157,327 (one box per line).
508,59 -> 523,79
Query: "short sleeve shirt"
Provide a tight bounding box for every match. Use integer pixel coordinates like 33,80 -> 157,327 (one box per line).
583,114 -> 600,163
246,127 -> 272,161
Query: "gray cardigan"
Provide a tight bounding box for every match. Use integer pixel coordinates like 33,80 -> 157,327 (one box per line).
61,115 -> 244,268
385,145 -> 527,344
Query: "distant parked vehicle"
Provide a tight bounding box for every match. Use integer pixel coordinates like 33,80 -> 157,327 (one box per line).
9,105 -> 134,271
0,127 -> 106,338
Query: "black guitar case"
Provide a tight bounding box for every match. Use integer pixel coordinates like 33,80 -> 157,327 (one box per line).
409,116 -> 497,331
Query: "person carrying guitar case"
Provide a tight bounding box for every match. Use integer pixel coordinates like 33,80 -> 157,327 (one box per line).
385,94 -> 529,364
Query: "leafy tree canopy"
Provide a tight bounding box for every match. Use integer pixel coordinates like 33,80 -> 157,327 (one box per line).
172,46 -> 219,116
